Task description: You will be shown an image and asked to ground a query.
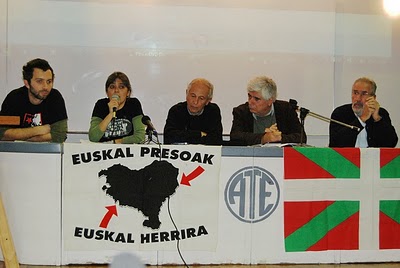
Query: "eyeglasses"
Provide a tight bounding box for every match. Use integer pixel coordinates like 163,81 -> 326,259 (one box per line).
352,90 -> 373,97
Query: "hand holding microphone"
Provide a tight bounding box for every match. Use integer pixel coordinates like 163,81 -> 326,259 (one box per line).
110,94 -> 120,118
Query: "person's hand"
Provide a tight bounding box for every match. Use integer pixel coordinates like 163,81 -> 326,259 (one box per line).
360,96 -> 380,122
26,124 -> 51,141
368,97 -> 381,122
108,98 -> 119,114
261,123 -> 282,144
265,123 -> 279,133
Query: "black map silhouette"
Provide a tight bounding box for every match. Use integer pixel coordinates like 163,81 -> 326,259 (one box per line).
98,160 -> 179,229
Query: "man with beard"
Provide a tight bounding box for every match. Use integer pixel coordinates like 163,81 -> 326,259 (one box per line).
0,58 -> 68,142
230,75 -> 305,146
329,77 -> 397,147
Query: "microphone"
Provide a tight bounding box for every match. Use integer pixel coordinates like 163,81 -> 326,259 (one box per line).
111,94 -> 120,118
141,115 -> 158,136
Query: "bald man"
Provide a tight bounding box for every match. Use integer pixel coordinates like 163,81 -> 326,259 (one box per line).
163,78 -> 223,145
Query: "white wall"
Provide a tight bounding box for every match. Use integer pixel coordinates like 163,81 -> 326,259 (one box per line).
0,0 -> 399,147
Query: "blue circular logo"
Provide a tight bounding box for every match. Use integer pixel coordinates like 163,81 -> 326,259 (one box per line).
224,166 -> 280,223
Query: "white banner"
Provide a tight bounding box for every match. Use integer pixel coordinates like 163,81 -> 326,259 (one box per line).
63,143 -> 222,251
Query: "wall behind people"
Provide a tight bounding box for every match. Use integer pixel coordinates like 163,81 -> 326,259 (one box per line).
0,0 -> 399,147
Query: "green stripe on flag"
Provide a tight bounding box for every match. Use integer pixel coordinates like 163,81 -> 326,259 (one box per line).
294,148 -> 360,178
380,200 -> 400,223
285,201 -> 359,251
381,156 -> 400,178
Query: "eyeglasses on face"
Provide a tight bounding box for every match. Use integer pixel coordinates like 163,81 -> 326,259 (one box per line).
352,90 -> 373,97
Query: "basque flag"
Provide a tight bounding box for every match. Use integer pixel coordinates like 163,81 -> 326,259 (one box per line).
379,148 -> 400,249
284,200 -> 359,251
283,147 -> 361,252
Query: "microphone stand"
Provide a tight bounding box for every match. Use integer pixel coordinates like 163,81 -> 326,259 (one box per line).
299,107 -> 308,147
289,99 -> 361,146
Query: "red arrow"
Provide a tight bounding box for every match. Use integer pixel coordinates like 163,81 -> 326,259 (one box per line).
99,205 -> 118,228
180,166 -> 205,186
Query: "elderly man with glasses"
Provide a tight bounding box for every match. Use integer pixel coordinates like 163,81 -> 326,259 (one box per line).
329,77 -> 398,147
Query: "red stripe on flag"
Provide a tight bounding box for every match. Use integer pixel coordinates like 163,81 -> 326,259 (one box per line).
284,147 -> 334,179
380,148 -> 400,168
284,201 -> 334,238
307,212 -> 359,251
379,211 -> 400,249
333,148 -> 360,168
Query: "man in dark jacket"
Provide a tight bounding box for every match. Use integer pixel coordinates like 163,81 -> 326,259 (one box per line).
230,76 -> 305,146
329,77 -> 397,148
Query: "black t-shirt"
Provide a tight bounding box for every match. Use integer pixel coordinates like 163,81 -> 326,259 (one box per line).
91,97 -> 143,142
0,86 -> 68,127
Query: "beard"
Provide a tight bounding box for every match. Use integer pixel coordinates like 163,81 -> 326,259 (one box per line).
29,86 -> 48,101
352,101 -> 363,117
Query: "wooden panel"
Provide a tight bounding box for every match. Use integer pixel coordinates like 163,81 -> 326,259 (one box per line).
0,193 -> 19,268
0,116 -> 19,126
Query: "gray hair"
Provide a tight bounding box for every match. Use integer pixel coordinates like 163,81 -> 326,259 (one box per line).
247,76 -> 277,100
353,77 -> 377,95
186,78 -> 214,99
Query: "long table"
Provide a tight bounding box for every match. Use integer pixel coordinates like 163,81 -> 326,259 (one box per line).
0,142 -> 399,265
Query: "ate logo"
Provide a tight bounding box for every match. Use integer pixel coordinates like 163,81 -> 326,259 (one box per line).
224,166 -> 280,223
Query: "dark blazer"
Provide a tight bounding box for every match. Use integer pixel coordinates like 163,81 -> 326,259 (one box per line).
329,104 -> 398,147
230,100 -> 306,146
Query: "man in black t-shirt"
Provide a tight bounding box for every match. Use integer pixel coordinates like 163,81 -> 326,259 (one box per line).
0,58 -> 68,142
